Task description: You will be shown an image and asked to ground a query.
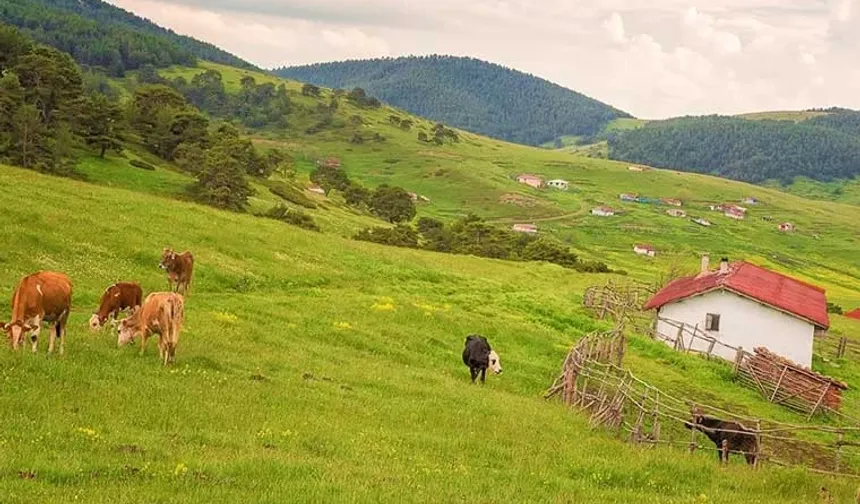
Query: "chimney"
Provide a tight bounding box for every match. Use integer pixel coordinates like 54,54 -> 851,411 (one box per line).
700,254 -> 710,276
720,257 -> 729,273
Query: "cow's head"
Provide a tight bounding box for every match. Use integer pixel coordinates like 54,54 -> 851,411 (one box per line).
488,350 -> 502,374
159,248 -> 176,270
117,311 -> 141,346
2,321 -> 37,350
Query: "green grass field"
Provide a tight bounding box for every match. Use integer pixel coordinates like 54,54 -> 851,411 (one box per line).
3,164 -> 860,503
735,110 -> 829,122
2,62 -> 860,502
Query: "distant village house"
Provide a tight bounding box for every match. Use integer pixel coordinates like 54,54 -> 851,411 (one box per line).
724,206 -> 746,220
316,157 -> 342,169
846,309 -> 860,321
516,174 -> 544,189
633,244 -> 657,257
666,209 -> 687,218
743,197 -> 760,205
547,179 -> 569,190
645,256 -> 830,367
591,206 -> 615,217
628,165 -> 647,172
692,218 -> 712,227
512,224 -> 538,234
662,198 -> 683,207
619,193 -> 639,202
307,184 -> 326,195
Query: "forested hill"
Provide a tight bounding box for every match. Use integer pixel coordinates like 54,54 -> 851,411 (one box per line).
275,55 -> 631,146
0,0 -> 256,76
607,113 -> 860,184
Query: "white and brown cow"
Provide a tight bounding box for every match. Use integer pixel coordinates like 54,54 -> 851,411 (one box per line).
159,248 -> 194,295
89,282 -> 143,331
1,271 -> 73,354
117,292 -> 184,366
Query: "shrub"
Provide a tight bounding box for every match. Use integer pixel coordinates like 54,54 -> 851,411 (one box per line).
827,302 -> 844,315
267,181 -> 317,209
354,225 -> 419,248
369,185 -> 416,223
130,159 -> 155,171
262,205 -> 320,232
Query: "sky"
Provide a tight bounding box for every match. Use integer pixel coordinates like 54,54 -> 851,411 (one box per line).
105,0 -> 860,118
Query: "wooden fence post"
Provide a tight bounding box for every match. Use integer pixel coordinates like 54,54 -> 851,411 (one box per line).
838,336 -> 847,359
835,430 -> 844,473
721,439 -> 728,465
651,395 -> 661,444
689,405 -> 698,454
753,420 -> 762,470
733,347 -> 745,375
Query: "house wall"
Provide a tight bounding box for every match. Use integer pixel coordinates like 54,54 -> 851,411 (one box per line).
656,290 -> 814,367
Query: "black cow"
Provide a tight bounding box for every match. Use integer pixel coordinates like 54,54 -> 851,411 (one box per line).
462,335 -> 502,384
685,414 -> 758,465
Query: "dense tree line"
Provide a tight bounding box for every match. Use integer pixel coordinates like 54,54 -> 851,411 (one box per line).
806,111 -> 860,137
310,164 -> 416,223
607,115 -> 860,183
275,55 -> 631,146
0,23 -> 282,212
355,215 -> 612,272
0,0 -> 255,76
164,69 -> 291,129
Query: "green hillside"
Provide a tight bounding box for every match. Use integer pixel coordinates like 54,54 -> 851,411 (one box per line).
275,55 -> 631,147
0,0 -> 256,75
3,14 -> 860,501
3,164 -> 860,503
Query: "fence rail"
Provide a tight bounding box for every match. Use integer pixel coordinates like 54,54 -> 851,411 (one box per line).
653,317 -> 849,418
546,328 -> 860,475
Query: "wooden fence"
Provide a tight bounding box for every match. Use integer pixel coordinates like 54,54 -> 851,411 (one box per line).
652,317 -> 849,419
818,332 -> 860,360
546,329 -> 860,475
582,281 -> 655,332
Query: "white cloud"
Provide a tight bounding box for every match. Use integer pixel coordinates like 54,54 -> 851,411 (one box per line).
104,0 -> 860,118
603,12 -> 627,44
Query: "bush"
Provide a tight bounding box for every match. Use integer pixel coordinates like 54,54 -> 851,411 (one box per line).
262,205 -> 320,232
369,185 -> 416,223
354,225 -> 419,248
344,184 -> 370,207
827,302 -> 844,315
130,159 -> 156,171
267,181 -> 317,209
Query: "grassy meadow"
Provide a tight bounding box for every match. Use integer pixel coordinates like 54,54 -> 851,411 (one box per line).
0,61 -> 859,502
2,164 -> 860,503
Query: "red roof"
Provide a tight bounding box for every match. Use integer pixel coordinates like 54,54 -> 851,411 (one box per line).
846,309 -> 860,320
644,262 -> 830,328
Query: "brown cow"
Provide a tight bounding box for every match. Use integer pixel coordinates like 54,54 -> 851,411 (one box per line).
1,271 -> 73,354
89,282 -> 143,331
159,248 -> 194,295
117,292 -> 184,366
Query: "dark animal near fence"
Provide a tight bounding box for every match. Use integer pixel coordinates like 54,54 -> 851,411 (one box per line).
89,282 -> 143,330
159,248 -> 194,294
1,271 -> 72,354
462,335 -> 502,383
685,414 -> 758,465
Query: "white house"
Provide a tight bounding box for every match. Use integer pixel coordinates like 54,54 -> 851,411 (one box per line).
591,206 -> 615,217
628,165 -> 646,172
634,244 -> 657,257
307,184 -> 326,195
724,206 -> 745,220
619,193 -> 639,202
692,218 -> 712,227
547,179 -> 569,190
666,209 -> 687,218
512,223 -> 538,234
516,174 -> 544,188
644,256 -> 830,367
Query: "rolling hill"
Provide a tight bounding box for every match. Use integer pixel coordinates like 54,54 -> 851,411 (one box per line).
275,55 -> 631,147
2,7 -> 860,501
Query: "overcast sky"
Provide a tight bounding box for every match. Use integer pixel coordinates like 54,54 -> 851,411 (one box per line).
105,0 -> 860,118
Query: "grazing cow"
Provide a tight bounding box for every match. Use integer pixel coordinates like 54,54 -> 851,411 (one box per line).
685,413 -> 758,465
117,292 -> 184,366
462,335 -> 502,383
89,282 -> 143,331
1,271 -> 73,354
159,248 -> 194,295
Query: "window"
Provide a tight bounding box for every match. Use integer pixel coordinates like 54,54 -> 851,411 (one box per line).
705,313 -> 721,332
